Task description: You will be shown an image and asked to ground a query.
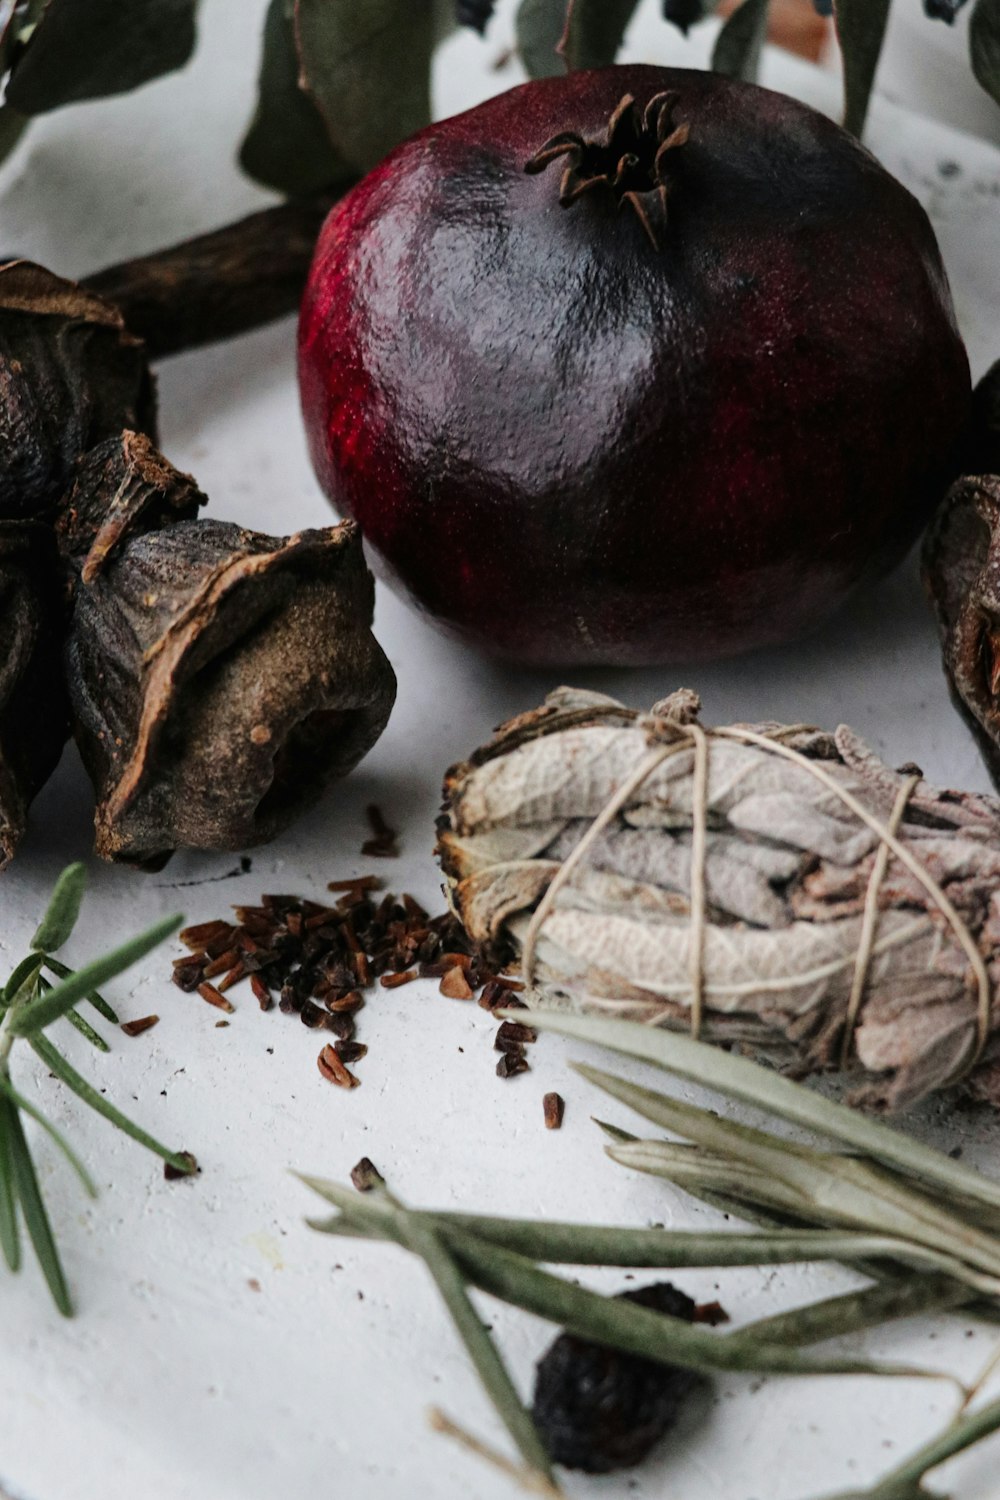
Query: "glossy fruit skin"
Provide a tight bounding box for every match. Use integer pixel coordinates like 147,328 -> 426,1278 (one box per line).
299,66 -> 971,665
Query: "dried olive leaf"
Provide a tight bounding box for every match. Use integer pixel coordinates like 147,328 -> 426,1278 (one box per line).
516,0 -> 569,78
712,0 -> 770,82
295,0 -> 437,175
832,0 -> 892,136
5,0 -> 198,114
923,474 -> 1000,789
563,0 -> 642,70
240,0 -> 354,198
0,522 -> 68,871
971,0 -> 1000,105
0,262 -> 155,523
65,456 -> 396,867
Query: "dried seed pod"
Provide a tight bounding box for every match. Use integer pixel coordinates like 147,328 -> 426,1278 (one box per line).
65,460 -> 396,866
923,474 -> 1000,788
0,521 -> 69,868
439,687 -> 1000,1112
0,262 -> 154,522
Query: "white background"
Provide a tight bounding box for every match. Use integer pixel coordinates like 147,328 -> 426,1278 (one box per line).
1,3 -> 999,1498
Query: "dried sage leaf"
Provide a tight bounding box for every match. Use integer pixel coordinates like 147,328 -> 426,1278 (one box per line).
439,688 -> 1000,1112
0,522 -> 68,870
65,457 -> 396,867
5,0 -> 199,115
0,262 -> 154,523
240,0 -> 355,198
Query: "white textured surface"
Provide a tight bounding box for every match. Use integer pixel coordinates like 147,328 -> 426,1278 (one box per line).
1,5 -> 1000,1500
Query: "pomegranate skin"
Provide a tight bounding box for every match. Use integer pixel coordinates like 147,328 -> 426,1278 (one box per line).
298,66 -> 971,665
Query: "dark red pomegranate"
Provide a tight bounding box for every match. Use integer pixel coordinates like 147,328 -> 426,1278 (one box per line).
298,66 -> 970,665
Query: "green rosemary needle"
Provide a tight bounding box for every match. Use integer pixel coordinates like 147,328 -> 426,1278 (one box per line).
0,862 -> 192,1314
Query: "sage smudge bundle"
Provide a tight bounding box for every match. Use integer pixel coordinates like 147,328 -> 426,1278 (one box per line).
439,687 -> 1000,1112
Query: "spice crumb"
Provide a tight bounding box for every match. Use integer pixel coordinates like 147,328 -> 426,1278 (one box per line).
164,1150 -> 198,1181
380,970 -> 416,989
543,1092 -> 565,1130
120,1015 -> 159,1038
440,966 -> 474,1001
351,1157 -> 385,1192
318,1043 -> 360,1088
197,981 -> 235,1014
497,1051 -> 530,1079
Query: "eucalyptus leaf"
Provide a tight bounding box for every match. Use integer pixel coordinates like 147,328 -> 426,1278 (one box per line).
712,0 -> 770,82
31,1035 -> 194,1175
240,0 -> 354,197
562,0 -> 642,70
516,0 -> 568,78
10,912 -> 181,1037
3,952 -> 42,1007
0,1093 -> 20,1270
296,0 -> 437,175
832,0 -> 892,136
5,0 -> 199,115
6,1101 -> 71,1315
971,0 -> 1000,106
31,861 -> 86,954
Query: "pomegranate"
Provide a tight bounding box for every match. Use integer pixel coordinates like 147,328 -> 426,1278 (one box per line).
298,66 -> 970,665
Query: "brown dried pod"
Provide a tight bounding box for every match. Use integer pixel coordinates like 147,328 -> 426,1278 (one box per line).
65,458 -> 396,866
0,521 -> 69,868
0,262 -> 154,522
439,687 -> 1000,1112
923,474 -> 1000,788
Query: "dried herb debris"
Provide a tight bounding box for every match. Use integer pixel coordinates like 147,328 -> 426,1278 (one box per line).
172,878 -> 525,1083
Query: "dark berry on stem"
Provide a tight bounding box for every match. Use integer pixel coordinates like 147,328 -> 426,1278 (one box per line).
531,1282 -> 703,1473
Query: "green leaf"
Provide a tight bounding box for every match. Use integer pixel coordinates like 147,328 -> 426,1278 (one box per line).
31,1035 -> 194,1175
43,956 -> 118,1025
729,1274 -> 969,1352
3,953 -> 43,1007
971,0 -> 1000,106
240,0 -> 354,197
6,1101 -> 72,1315
516,0 -> 569,78
563,0 -> 642,70
832,0 -> 892,137
10,913 -> 181,1037
712,0 -> 770,82
31,862 -> 87,955
514,1010 -> 1000,1216
5,0 -> 199,115
0,1074 -> 97,1198
0,1093 -> 21,1271
295,0 -> 437,175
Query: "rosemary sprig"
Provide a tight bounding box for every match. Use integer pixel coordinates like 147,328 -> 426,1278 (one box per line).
0,863 -> 192,1314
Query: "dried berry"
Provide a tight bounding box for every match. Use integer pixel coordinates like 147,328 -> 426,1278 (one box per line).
63,451 -> 396,866
300,68 -> 969,664
531,1282 -> 702,1473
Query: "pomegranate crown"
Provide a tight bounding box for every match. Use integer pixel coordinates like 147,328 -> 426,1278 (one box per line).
524,90 -> 690,251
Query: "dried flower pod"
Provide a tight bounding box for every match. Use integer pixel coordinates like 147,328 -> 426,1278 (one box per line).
0,522 -> 69,868
65,469 -> 396,866
924,473 -> 1000,788
439,688 -> 1000,1112
0,262 -> 154,522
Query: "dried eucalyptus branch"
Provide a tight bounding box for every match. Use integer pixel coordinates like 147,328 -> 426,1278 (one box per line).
439,688 -> 1000,1113
0,863 -> 193,1314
